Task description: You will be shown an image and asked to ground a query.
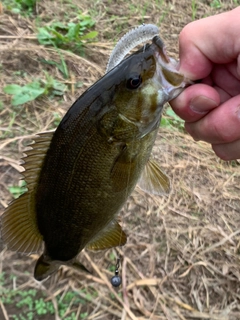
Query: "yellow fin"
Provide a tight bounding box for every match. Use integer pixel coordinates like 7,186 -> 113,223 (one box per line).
110,145 -> 137,192
34,254 -> 59,281
87,220 -> 127,251
2,191 -> 43,253
137,158 -> 170,195
22,131 -> 54,189
72,262 -> 91,274
1,131 -> 54,254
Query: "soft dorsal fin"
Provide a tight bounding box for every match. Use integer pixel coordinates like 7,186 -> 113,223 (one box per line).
1,131 -> 54,254
137,158 -> 170,195
86,220 -> 127,251
22,131 -> 54,188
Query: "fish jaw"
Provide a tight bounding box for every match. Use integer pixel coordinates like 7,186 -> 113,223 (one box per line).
152,35 -> 193,103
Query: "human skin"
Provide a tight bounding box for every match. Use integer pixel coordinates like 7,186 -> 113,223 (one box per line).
170,7 -> 240,160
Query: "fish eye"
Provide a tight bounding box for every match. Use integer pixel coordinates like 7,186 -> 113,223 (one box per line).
126,75 -> 142,90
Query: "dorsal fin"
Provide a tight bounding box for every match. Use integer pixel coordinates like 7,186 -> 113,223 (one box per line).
137,158 -> 170,195
86,219 -> 127,251
1,131 -> 54,254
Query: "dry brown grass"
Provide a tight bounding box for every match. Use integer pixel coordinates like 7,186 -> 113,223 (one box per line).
1,0 -> 240,319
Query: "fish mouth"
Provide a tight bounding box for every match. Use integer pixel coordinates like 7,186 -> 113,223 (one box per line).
152,35 -> 193,101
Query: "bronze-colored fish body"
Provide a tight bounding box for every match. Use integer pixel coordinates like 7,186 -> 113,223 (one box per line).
2,36 -> 192,281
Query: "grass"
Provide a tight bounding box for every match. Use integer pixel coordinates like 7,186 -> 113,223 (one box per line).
191,0 -> 197,20
3,0 -> 37,15
0,272 -> 97,319
1,0 -> 240,319
161,106 -> 185,132
4,76 -> 67,106
37,14 -> 98,55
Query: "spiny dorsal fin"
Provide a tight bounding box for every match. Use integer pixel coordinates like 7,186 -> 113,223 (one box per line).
137,158 -> 170,195
86,220 -> 127,251
1,131 -> 54,254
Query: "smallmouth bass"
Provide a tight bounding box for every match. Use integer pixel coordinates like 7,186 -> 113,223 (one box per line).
2,33 -> 192,281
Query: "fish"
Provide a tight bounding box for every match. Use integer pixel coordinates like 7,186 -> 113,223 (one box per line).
1,32 -> 192,281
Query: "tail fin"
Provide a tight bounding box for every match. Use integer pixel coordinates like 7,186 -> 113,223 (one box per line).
72,261 -> 91,274
34,254 -> 59,281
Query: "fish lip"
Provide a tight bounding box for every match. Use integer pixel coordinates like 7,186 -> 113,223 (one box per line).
153,40 -> 192,100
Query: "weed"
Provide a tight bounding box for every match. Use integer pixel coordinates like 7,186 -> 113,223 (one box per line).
161,107 -> 185,131
41,57 -> 69,79
0,272 -> 97,320
210,0 -> 222,8
53,112 -> 62,127
8,180 -> 27,198
42,72 -> 67,97
4,82 -> 45,106
4,76 -> 66,106
3,0 -> 36,15
191,0 -> 197,20
37,13 -> 98,54
0,111 -> 17,138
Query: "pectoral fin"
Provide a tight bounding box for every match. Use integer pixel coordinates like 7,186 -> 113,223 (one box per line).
87,220 -> 127,251
110,145 -> 137,192
138,158 -> 170,195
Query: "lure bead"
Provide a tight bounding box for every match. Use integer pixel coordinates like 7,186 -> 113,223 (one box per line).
111,275 -> 122,287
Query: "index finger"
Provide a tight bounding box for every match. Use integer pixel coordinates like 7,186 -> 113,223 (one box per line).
178,7 -> 240,80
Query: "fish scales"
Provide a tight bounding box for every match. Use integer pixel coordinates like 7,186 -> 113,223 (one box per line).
36,48 -> 158,261
2,34 -> 192,280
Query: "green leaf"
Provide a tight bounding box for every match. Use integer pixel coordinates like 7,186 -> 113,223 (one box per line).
67,23 -> 80,40
37,28 -> 54,44
160,117 -> 171,128
4,82 -> 45,106
4,84 -> 23,95
81,31 -> 98,40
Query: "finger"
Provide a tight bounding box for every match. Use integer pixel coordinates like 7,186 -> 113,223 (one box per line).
185,95 -> 240,144
212,140 -> 240,160
170,83 -> 220,122
178,7 -> 240,79
212,62 -> 240,97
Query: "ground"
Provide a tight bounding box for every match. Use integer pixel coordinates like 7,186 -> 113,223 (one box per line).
0,0 -> 240,319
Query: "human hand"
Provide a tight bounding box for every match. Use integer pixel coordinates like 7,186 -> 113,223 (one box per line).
170,7 -> 240,160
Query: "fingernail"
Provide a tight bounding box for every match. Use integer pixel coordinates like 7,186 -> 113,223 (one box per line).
190,96 -> 218,114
